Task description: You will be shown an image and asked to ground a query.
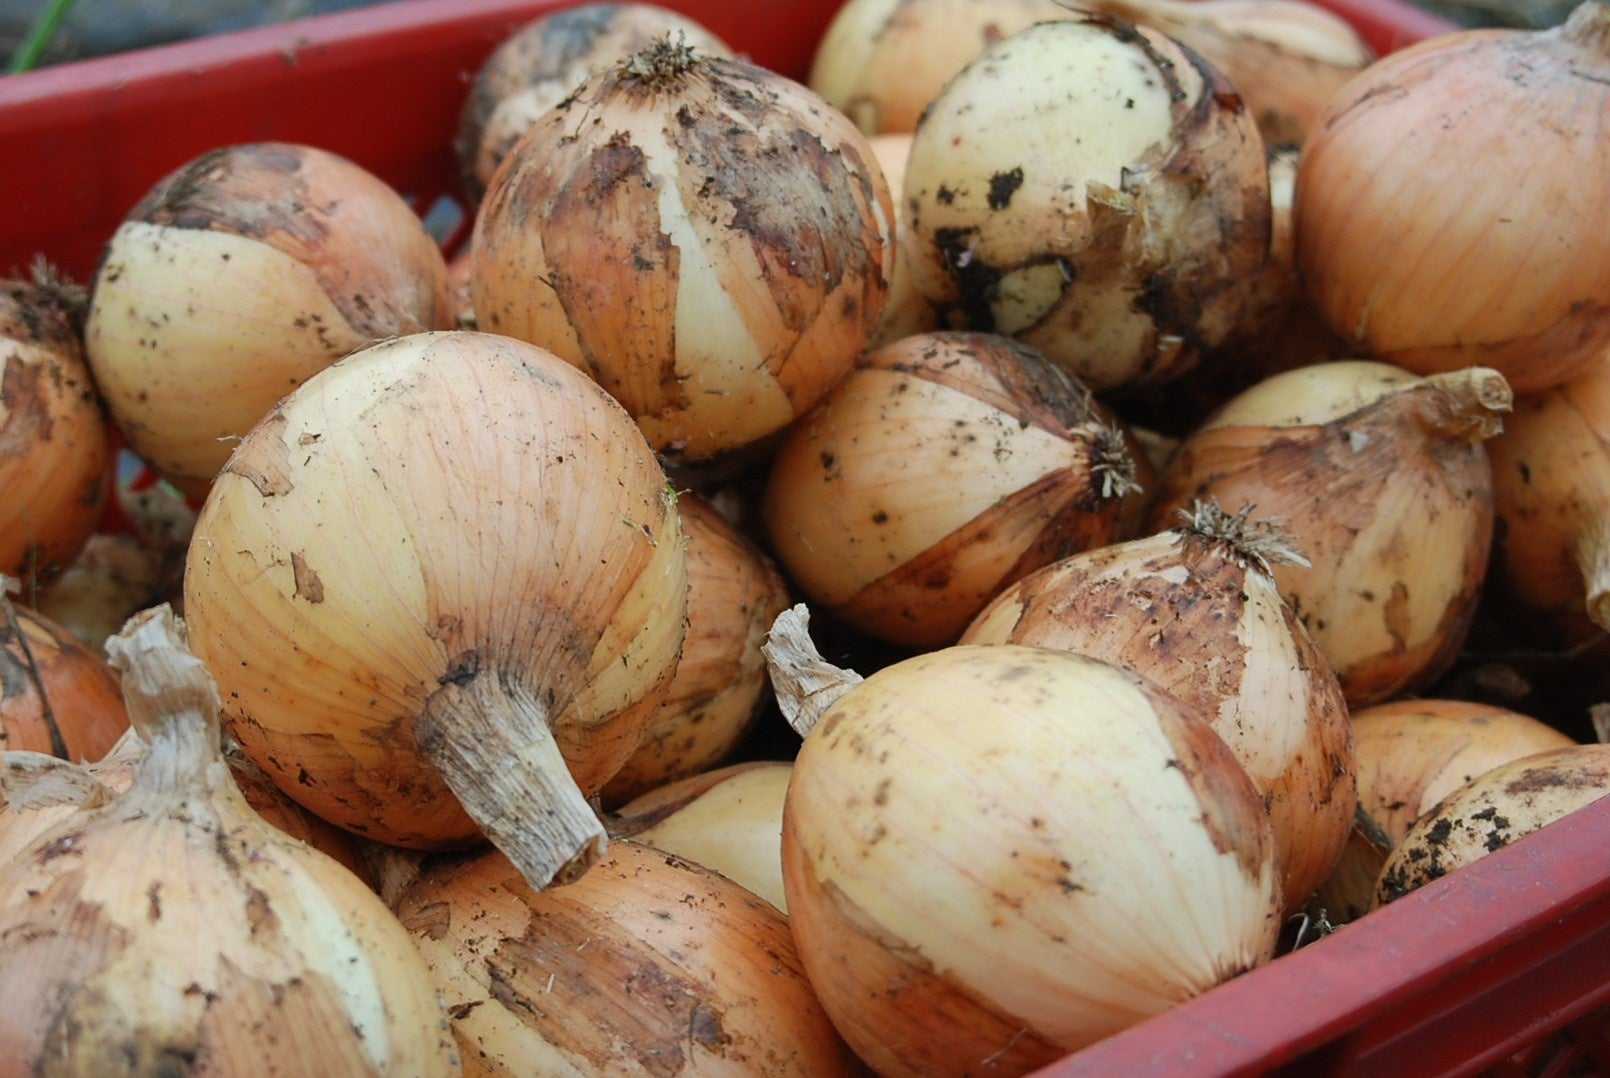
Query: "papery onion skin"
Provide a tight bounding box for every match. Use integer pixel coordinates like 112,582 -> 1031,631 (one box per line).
1373,743 -> 1610,907
902,16 -> 1271,394
960,503 -> 1356,915
782,644 -> 1280,1075
183,330 -> 687,890
456,2 -> 735,202
1144,361 -> 1510,707
471,40 -> 895,462
1,276 -> 111,590
392,839 -> 860,1075
1,601 -> 130,762
762,330 -> 1137,650
1293,4 -> 1610,393
86,142 -> 454,498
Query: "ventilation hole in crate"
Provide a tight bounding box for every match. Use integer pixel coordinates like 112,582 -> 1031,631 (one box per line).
415,191 -> 471,256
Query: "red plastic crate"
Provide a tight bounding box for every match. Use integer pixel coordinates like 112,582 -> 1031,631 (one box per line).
3,1 -> 1605,1074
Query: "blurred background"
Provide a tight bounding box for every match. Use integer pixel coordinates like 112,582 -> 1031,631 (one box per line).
0,0 -> 1583,73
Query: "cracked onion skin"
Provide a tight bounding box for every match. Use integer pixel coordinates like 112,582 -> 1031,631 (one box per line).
471,38 -> 894,464
901,15 -> 1271,395
182,330 -> 688,892
85,142 -> 453,499
392,839 -> 860,1076
1144,361 -> 1511,707
782,644 -> 1280,1075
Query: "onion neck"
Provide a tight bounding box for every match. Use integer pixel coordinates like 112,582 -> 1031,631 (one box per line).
1578,516 -> 1610,631
1561,1 -> 1610,56
1413,368 -> 1513,442
417,674 -> 607,890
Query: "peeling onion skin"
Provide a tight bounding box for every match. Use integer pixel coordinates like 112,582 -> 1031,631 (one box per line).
762,330 -> 1138,650
781,644 -> 1280,1075
1144,361 -> 1511,708
806,0 -> 1081,135
902,16 -> 1271,395
1293,3 -> 1610,394
0,277 -> 111,591
470,39 -> 895,463
1372,743 -> 1610,909
85,142 -> 454,499
0,607 -> 459,1077
960,504 -> 1357,916
1,601 -> 130,763
392,840 -> 861,1076
456,2 -> 735,203
599,493 -> 792,807
182,331 -> 688,892
1486,354 -> 1610,643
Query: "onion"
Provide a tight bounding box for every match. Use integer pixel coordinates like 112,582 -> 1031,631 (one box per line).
85,142 -> 454,498
762,330 -> 1138,650
391,838 -> 860,1074
471,36 -> 895,464
864,132 -> 940,351
1071,0 -> 1373,148
960,500 -> 1356,915
600,491 -> 792,806
772,624 -> 1280,1073
902,15 -> 1271,394
1373,742 -> 1610,907
1,268 -> 111,592
1293,2 -> 1610,393
1145,360 -> 1511,707
0,606 -> 458,1073
1486,352 -> 1610,644
456,1 -> 735,201
1,593 -> 129,761
609,759 -> 792,911
806,0 -> 1079,134
183,330 -> 688,891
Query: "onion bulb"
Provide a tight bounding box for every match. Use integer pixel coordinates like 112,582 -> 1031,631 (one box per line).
775,631 -> 1280,1074
183,330 -> 688,891
391,839 -> 860,1074
471,36 -> 895,463
1,269 -> 111,591
1293,2 -> 1610,393
85,142 -> 454,498
1486,353 -> 1610,644
1145,361 -> 1511,707
1,594 -> 129,761
864,132 -> 940,351
961,500 -> 1356,915
902,15 -> 1271,394
600,492 -> 792,806
609,759 -> 792,911
0,605 -> 458,1074
762,330 -> 1138,650
1373,743 -> 1610,907
456,2 -> 735,201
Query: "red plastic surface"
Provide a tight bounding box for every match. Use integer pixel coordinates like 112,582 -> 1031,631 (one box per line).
16,3 -> 1607,1076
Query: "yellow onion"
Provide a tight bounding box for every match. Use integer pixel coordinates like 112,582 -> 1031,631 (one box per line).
0,606 -> 458,1074
609,759 -> 792,911
1310,698 -> 1577,921
1071,0 -> 1373,147
762,330 -> 1138,650
456,1 -> 735,201
806,0 -> 1080,134
1486,353 -> 1610,644
600,493 -> 790,806
85,142 -> 454,498
471,36 -> 895,463
1,594 -> 129,761
1145,361 -> 1511,707
1374,742 -> 1610,907
902,15 -> 1271,394
183,330 -> 688,890
1294,2 -> 1610,393
1,270 -> 111,591
773,627 -> 1280,1074
391,838 -> 860,1075
961,500 -> 1356,915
